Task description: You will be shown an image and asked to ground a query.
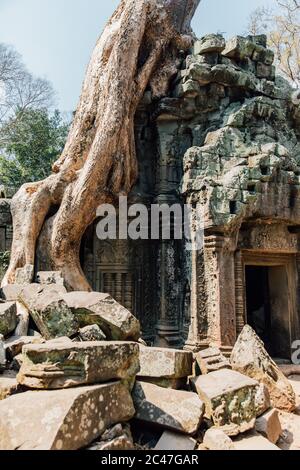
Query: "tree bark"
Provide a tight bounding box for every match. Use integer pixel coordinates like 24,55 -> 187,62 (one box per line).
2,0 -> 200,291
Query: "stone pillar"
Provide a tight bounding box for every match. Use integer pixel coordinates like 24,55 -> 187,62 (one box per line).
203,235 -> 236,355
235,250 -> 246,336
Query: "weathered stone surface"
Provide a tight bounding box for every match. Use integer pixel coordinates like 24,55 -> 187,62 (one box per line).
0,284 -> 26,301
79,324 -> 106,341
255,408 -> 282,444
0,382 -> 135,450
203,428 -> 234,451
11,353 -> 23,371
194,34 -> 225,55
0,334 -> 5,371
15,264 -> 34,284
87,424 -> 134,451
63,291 -> 140,341
0,371 -> 19,400
191,369 -> 258,436
138,346 -> 193,379
233,431 -> 280,450
195,347 -> 231,374
133,381 -> 204,435
36,271 -> 64,286
0,302 -> 17,337
155,431 -> 197,450
141,377 -> 187,390
4,335 -> 45,359
231,326 -> 296,412
19,284 -> 78,340
278,412 -> 300,450
18,341 -> 140,389
255,384 -> 271,417
14,302 -> 30,336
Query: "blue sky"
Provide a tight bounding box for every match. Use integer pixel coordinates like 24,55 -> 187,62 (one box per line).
0,0 -> 274,111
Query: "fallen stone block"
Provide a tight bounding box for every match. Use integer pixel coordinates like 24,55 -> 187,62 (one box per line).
79,324 -> 106,341
141,377 -> 187,390
231,325 -> 296,412
133,381 -> 204,435
203,428 -> 234,450
195,347 -> 231,374
0,302 -> 17,337
11,353 -> 23,372
4,335 -> 45,360
233,430 -> 280,450
255,384 -> 271,417
155,431 -> 197,451
18,340 -> 140,389
1,284 -> 28,301
278,411 -> 300,451
255,408 -> 282,444
14,302 -> 30,337
87,424 -> 134,451
191,369 -> 258,436
0,371 -> 19,401
36,271 -> 64,286
19,284 -> 78,340
138,346 -> 193,379
63,291 -> 140,341
0,382 -> 135,450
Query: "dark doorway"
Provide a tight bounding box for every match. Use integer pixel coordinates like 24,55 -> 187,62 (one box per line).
245,265 -> 291,359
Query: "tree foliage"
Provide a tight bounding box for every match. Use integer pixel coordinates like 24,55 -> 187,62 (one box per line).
247,0 -> 300,87
0,108 -> 69,188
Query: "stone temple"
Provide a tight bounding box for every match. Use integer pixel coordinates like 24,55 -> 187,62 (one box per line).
1,34 -> 300,359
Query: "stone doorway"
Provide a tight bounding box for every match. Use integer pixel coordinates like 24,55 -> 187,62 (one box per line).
245,263 -> 291,360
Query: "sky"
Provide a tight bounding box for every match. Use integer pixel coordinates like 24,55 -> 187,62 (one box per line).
0,0 -> 274,111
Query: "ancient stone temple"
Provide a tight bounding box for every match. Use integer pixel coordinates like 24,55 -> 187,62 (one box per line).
1,34 -> 300,358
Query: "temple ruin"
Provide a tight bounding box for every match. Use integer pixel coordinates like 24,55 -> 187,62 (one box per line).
1,33 -> 300,359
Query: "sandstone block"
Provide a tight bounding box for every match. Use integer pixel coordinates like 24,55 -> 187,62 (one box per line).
195,347 -> 231,374
194,34 -> 225,55
4,335 -> 44,359
63,291 -> 140,341
15,264 -> 34,284
0,302 -> 17,337
19,284 -> 78,340
155,431 -> 197,450
0,371 -> 19,401
18,340 -> 140,389
255,408 -> 282,444
133,381 -> 204,435
79,324 -> 106,341
231,326 -> 296,412
191,369 -> 258,436
203,428 -> 234,450
138,346 -> 193,379
233,430 -> 280,450
87,424 -> 134,451
0,382 -> 135,450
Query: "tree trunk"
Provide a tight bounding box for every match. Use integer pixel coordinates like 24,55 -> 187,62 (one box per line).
2,0 -> 200,291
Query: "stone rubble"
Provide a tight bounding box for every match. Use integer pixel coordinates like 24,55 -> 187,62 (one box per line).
0,302 -> 17,337
155,431 -> 197,451
203,428 -> 235,451
255,408 -> 282,444
195,347 -> 231,374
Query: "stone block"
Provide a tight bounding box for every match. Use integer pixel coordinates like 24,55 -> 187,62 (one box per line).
233,430 -> 280,450
203,428 -> 234,450
79,324 -> 106,341
63,291 -> 140,341
133,381 -> 204,435
0,382 -> 135,450
14,265 -> 34,284
4,335 -> 45,360
194,34 -> 225,55
0,302 -> 17,337
231,326 -> 296,412
195,347 -> 231,374
0,371 -> 19,401
36,271 -> 64,286
87,424 -> 134,451
18,340 -> 140,389
19,284 -> 78,340
255,408 -> 282,444
138,346 -> 193,379
0,334 -> 5,371
155,431 -> 197,450
191,369 -> 259,436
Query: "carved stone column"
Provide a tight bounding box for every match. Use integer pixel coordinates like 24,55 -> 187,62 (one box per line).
235,250 -> 246,336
